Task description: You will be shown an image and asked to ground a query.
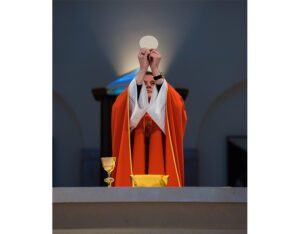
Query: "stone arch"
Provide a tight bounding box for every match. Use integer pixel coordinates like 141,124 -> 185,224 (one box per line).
197,80 -> 247,186
53,90 -> 84,186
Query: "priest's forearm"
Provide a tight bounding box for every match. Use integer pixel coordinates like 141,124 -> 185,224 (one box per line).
152,68 -> 160,77
135,69 -> 147,85
155,77 -> 164,85
152,68 -> 164,85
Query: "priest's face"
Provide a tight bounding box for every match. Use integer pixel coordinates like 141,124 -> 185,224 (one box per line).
144,74 -> 155,97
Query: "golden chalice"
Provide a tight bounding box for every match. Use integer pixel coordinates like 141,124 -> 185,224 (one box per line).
100,157 -> 116,187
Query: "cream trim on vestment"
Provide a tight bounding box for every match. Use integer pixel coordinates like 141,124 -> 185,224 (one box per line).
128,77 -> 167,134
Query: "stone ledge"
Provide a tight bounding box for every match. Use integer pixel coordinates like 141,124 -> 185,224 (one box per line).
53,187 -> 247,203
53,187 -> 247,231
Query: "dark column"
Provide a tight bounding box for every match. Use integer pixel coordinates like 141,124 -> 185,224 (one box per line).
92,88 -> 117,186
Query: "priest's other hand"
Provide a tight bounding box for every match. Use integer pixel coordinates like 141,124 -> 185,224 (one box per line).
138,48 -> 150,72
149,49 -> 161,76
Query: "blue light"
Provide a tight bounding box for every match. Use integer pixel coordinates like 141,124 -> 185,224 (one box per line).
107,87 -> 127,95
107,68 -> 139,92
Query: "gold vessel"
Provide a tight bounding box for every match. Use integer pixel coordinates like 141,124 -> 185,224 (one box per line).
130,174 -> 169,187
100,157 -> 116,187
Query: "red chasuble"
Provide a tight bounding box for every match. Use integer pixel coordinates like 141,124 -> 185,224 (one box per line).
111,82 -> 187,187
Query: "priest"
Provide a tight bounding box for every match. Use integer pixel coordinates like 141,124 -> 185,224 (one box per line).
111,48 -> 187,187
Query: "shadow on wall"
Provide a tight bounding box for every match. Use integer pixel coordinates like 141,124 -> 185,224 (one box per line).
197,80 -> 247,186
53,90 -> 84,187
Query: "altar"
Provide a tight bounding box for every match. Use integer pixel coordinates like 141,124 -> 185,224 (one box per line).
53,187 -> 247,234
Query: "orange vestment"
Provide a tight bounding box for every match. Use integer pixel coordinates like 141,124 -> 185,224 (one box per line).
111,82 -> 187,187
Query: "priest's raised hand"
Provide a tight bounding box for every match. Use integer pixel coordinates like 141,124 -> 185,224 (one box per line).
111,47 -> 187,187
